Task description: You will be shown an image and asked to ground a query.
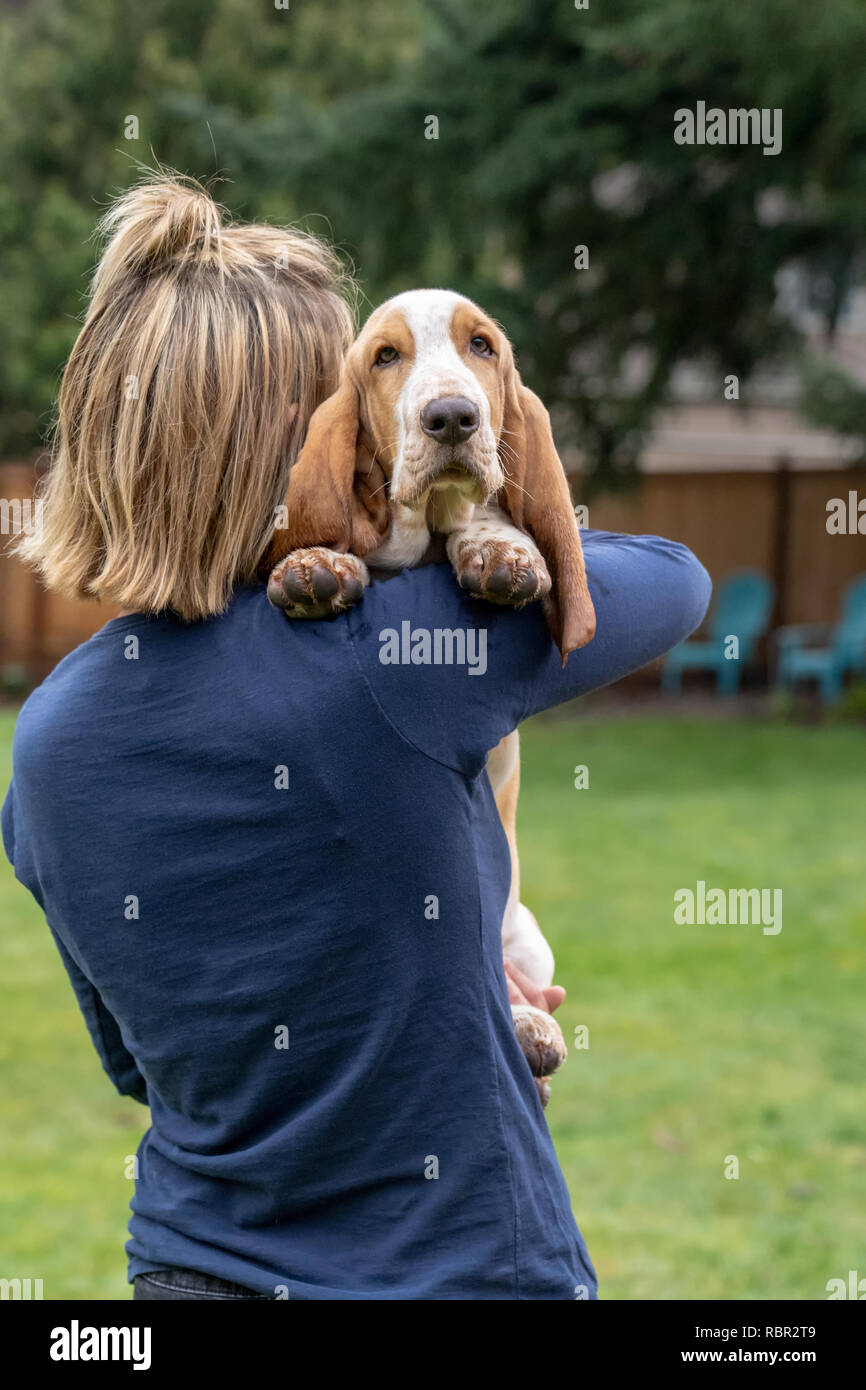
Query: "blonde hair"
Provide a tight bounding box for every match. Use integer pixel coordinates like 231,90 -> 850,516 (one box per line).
17,172 -> 355,619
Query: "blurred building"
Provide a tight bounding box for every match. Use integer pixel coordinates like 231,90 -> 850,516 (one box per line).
587,273 -> 866,644
588,384 -> 866,633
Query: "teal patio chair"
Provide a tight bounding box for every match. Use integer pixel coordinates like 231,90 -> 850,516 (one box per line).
662,569 -> 775,696
774,574 -> 866,703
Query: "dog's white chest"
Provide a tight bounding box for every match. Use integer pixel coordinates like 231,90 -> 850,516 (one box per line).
366,490 -> 478,571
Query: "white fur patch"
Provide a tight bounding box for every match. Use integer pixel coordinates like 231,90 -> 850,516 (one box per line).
503,903 -> 555,989
366,291 -> 504,558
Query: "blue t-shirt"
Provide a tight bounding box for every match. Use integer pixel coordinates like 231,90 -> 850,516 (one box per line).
2,531 -> 710,1300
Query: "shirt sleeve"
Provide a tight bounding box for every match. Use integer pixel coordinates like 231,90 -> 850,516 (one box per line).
2,781 -> 149,1105
347,529 -> 711,776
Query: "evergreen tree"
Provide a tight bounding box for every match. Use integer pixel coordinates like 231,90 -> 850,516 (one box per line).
2,0 -> 866,484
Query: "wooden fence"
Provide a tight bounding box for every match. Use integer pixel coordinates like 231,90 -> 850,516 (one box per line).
1,457 -> 865,683
588,463 -> 866,631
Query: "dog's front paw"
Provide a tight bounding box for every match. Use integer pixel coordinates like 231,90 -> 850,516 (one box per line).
452,536 -> 551,607
267,548 -> 368,619
512,1004 -> 567,1107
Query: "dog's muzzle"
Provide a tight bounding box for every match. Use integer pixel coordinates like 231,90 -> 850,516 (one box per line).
407,455 -> 491,506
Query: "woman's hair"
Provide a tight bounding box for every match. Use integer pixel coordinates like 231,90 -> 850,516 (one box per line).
17,171 -> 355,619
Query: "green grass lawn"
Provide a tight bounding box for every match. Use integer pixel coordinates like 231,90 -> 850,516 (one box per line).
1,707 -> 864,1300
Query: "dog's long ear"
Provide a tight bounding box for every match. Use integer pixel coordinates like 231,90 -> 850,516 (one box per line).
500,355 -> 596,663
266,376 -> 391,567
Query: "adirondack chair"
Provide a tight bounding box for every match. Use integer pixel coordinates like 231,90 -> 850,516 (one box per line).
662,569 -> 775,695
774,574 -> 866,702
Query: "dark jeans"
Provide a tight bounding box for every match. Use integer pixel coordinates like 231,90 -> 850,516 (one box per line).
134,1267 -> 269,1300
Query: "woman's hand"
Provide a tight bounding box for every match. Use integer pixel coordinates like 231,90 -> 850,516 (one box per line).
504,957 -> 567,1109
504,957 -> 565,1015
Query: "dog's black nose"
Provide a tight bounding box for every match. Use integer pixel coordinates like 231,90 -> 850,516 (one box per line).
420,396 -> 480,445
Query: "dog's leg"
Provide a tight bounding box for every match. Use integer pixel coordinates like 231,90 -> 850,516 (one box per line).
446,504 -> 552,607
488,731 -> 567,1106
267,547 -> 369,619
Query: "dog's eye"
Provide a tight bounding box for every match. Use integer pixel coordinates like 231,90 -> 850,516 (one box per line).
470,335 -> 493,357
374,346 -> 400,367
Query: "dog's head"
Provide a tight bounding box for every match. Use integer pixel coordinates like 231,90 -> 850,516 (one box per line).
273,288 -> 595,658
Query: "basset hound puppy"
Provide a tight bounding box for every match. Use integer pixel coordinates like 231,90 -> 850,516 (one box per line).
266,289 -> 596,1103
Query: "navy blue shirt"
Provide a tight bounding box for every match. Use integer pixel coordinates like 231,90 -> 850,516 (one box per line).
2,532 -> 710,1300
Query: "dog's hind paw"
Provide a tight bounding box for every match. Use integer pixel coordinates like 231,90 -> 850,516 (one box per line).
512,1004 -> 567,1101
534,1077 -> 552,1108
267,548 -> 369,619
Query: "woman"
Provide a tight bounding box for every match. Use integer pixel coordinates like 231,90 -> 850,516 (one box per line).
3,175 -> 710,1300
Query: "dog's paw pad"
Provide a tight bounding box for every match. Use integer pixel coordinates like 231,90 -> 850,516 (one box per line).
512,1004 -> 567,1080
455,539 -> 551,607
267,548 -> 367,618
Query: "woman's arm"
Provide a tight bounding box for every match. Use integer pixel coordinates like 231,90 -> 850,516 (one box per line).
2,785 -> 148,1104
346,530 -> 711,774
49,927 -> 149,1104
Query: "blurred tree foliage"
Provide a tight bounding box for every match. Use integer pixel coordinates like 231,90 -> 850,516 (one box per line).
0,0 -> 422,455
2,0 -> 866,485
